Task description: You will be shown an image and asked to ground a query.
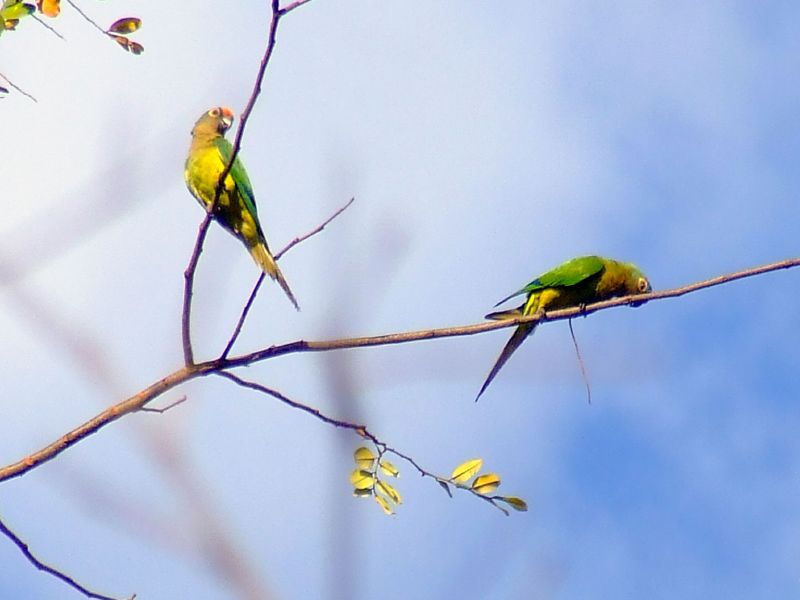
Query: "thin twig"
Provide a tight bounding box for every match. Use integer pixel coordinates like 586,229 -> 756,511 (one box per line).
220,197 -> 356,359
279,0 -> 315,14
139,395 -> 187,414
569,318 -> 591,404
32,14 -> 66,40
274,197 -> 355,261
0,72 -> 37,103
1,257 -> 798,483
220,274 -> 266,360
217,371 -> 369,432
64,0 -> 107,36
0,514 -> 129,600
218,371 -> 509,513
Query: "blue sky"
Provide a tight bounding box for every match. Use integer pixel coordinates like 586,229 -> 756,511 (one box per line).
2,1 -> 799,599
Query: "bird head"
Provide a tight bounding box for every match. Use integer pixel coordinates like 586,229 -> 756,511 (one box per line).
191,106 -> 235,137
625,264 -> 652,306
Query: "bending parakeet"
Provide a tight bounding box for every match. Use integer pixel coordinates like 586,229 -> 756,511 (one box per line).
185,106 -> 299,310
476,255 -> 651,400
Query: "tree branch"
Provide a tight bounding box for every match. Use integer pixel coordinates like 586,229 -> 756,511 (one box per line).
1,257 -> 797,483
0,72 -> 37,103
220,197 -> 356,359
0,514 -> 131,600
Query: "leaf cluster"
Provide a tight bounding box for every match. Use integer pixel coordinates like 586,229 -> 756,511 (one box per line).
350,446 -> 402,515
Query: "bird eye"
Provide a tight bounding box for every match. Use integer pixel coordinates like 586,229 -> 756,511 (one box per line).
209,108 -> 220,117
638,277 -> 649,293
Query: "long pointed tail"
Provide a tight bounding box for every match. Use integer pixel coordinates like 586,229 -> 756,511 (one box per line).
250,243 -> 300,310
476,323 -> 536,401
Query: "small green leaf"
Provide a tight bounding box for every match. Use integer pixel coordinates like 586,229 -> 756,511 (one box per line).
471,473 -> 501,495
378,459 -> 399,477
499,496 -> 528,512
377,480 -> 402,505
107,16 -> 140,34
450,458 -> 482,484
353,446 -> 376,470
374,494 -> 394,515
349,469 -> 375,490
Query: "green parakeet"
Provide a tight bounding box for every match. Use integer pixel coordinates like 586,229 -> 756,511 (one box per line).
185,106 -> 299,310
476,255 -> 651,400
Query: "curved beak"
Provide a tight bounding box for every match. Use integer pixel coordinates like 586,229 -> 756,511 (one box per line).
220,106 -> 235,130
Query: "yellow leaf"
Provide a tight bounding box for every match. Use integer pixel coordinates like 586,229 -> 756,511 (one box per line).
36,0 -> 58,17
378,459 -> 399,477
374,494 -> 394,515
353,446 -> 376,470
349,469 -> 375,490
107,16 -> 140,34
500,496 -> 529,512
352,489 -> 372,499
450,458 -> 482,484
376,480 -> 402,505
471,473 -> 501,495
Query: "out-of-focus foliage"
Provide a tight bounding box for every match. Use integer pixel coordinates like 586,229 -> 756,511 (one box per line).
0,0 -> 142,65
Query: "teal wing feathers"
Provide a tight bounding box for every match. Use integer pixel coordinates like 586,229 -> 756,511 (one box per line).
494,255 -> 606,307
213,137 -> 259,219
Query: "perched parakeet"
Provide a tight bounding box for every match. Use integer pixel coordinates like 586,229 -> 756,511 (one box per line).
476,255 -> 651,400
184,106 -> 299,310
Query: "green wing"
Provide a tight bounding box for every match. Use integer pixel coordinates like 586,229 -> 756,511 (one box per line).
494,255 -> 606,307
213,137 -> 259,219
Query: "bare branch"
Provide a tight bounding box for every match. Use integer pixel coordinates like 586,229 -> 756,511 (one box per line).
0,514 -> 130,600
64,0 -> 107,36
32,14 -> 66,40
181,212 -> 214,365
217,371 -> 369,433
279,0 -> 315,15
0,72 -> 37,103
220,197 -> 356,359
274,197 -> 355,261
139,395 -> 188,414
2,258 -> 797,484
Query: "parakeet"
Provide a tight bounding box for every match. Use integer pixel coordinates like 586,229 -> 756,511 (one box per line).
184,106 -> 299,310
476,255 -> 651,400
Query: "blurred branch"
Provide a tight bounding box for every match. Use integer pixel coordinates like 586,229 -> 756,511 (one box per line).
0,72 -> 37,103
0,514 -> 130,600
220,197 -> 356,359
64,0 -> 107,36
182,0 -> 314,366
